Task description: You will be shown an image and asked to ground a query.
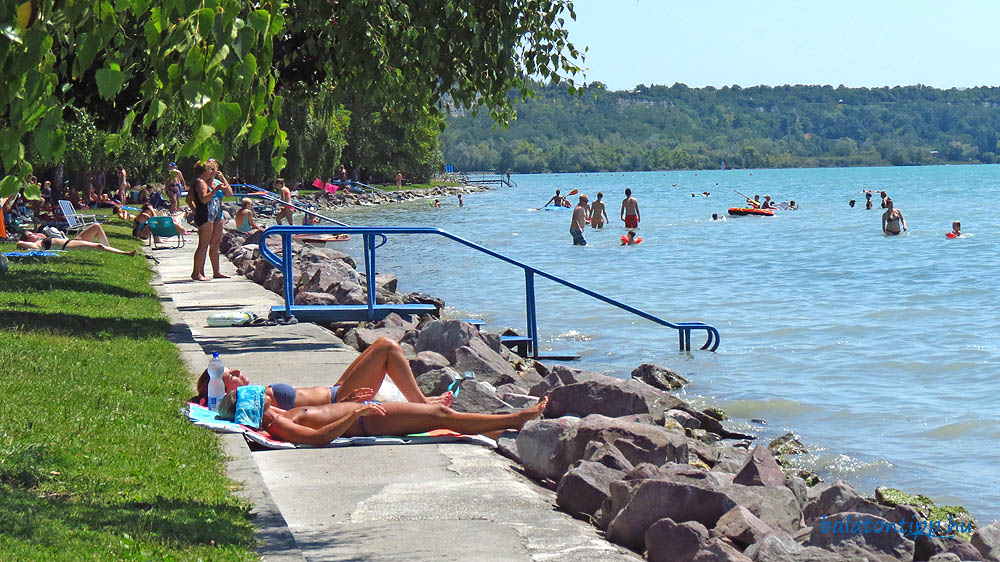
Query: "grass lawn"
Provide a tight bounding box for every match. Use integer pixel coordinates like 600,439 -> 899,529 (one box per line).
0,220 -> 255,561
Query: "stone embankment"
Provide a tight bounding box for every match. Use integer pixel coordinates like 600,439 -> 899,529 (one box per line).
218,229 -> 998,562
297,181 -> 491,210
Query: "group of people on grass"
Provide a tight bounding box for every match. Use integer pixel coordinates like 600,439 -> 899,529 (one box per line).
191,337 -> 547,445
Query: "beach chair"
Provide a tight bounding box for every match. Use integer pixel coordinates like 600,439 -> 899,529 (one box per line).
147,216 -> 184,249
57,200 -> 97,234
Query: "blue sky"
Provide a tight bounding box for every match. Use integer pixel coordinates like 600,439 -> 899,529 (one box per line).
562,0 -> 1000,91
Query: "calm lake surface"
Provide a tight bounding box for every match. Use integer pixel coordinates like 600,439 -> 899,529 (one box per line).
326,165 -> 1000,523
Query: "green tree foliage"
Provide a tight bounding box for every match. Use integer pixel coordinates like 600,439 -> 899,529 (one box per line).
442,83 -> 1000,172
0,0 -> 584,197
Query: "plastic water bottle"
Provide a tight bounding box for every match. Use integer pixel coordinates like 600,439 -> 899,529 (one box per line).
206,353 -> 226,411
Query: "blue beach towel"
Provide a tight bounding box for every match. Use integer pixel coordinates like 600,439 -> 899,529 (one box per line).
2,251 -> 62,258
185,403 -> 495,449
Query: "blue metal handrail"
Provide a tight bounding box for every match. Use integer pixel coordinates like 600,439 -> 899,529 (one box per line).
258,225 -> 720,352
231,184 -> 350,227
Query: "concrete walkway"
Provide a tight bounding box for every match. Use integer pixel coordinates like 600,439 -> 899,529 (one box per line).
150,234 -> 641,562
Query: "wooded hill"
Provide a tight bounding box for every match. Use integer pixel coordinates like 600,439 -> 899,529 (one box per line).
441,82 -> 1000,172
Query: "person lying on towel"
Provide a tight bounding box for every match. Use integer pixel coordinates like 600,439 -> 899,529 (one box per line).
190,338 -> 453,409
216,385 -> 548,445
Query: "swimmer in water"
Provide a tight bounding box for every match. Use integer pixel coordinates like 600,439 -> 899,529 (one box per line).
711,213 -> 726,221
948,221 -> 961,238
881,198 -> 907,235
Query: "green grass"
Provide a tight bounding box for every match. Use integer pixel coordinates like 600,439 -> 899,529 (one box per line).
0,221 -> 255,561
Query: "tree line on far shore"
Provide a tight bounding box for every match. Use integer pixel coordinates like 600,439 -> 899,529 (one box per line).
441,82 -> 1000,173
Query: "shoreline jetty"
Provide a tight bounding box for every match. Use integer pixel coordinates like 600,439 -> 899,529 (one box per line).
213,207 -> 998,562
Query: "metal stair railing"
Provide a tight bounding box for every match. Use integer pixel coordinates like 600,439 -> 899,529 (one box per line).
258,225 -> 720,353
231,184 -> 349,227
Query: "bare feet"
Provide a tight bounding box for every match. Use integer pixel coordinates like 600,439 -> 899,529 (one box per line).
213,273 -> 230,279
514,396 -> 548,429
427,391 -> 454,407
191,274 -> 210,281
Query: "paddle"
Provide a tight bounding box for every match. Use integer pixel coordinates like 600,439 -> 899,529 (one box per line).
733,188 -> 759,208
537,188 -> 579,210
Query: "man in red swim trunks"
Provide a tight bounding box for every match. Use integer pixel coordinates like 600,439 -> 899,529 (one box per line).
620,188 -> 640,229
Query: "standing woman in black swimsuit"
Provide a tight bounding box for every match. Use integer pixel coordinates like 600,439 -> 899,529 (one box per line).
189,159 -> 232,281
17,225 -> 135,255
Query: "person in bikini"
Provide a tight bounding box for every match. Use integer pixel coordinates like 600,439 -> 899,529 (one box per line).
17,224 -> 135,255
163,162 -> 185,212
274,179 -> 294,225
190,337 -> 455,410
881,198 -> 907,235
589,192 -> 609,228
216,389 -> 547,445
620,188 -> 640,228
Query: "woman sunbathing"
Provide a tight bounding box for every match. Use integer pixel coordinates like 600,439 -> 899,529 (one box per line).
17,224 -> 135,256
191,338 -> 453,409
217,388 -> 547,445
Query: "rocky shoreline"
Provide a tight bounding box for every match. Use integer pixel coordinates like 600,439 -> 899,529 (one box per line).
216,224 -> 999,562
293,180 -> 490,211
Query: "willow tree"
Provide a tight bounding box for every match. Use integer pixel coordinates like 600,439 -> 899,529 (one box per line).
0,0 -> 584,198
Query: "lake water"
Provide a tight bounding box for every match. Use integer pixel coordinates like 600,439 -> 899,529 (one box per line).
325,165 -> 1000,524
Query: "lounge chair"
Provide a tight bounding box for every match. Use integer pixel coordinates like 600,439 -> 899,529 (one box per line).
57,199 -> 97,234
147,216 -> 185,249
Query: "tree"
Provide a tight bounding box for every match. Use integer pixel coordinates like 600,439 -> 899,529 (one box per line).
0,1 -> 585,197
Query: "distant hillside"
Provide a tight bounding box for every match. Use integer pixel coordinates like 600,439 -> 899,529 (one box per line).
441,82 -> 1000,172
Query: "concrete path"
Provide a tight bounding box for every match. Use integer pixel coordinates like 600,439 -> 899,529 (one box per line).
150,234 -> 641,562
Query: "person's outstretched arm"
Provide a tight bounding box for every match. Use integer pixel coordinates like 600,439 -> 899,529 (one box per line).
268,403 -> 385,446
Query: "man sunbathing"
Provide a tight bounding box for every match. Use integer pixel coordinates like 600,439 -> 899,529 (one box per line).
191,338 -> 453,409
216,387 -> 547,446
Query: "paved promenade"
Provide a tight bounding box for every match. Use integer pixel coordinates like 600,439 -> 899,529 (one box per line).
150,235 -> 640,561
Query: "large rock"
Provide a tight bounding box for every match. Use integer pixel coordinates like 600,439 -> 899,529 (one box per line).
545,379 -> 661,419
414,320 -> 480,362
451,338 -> 519,387
645,518 -> 709,562
296,259 -> 361,293
692,538 -> 753,562
566,415 -> 688,474
409,350 -> 450,377
294,291 -> 341,305
807,512 -> 914,562
374,272 -> 397,293
529,372 -> 564,397
403,292 -> 444,317
450,379 -> 513,414
803,481 -> 886,523
516,417 -> 580,481
714,505 -> 775,548
294,244 -> 356,268
556,461 -> 626,519
768,433 -> 808,457
733,445 -> 786,487
606,479 -> 739,551
632,363 -> 689,391
415,367 -> 459,398
582,440 -> 634,472
344,326 -> 408,351
551,364 -> 615,385
973,521 -> 1000,562
743,533 -> 848,562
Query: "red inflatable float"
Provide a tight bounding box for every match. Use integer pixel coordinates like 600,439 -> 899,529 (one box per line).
728,207 -> 775,217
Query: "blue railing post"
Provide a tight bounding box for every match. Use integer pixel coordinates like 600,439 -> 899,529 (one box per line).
525,270 -> 538,357
281,232 -> 294,317
363,233 -> 376,320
